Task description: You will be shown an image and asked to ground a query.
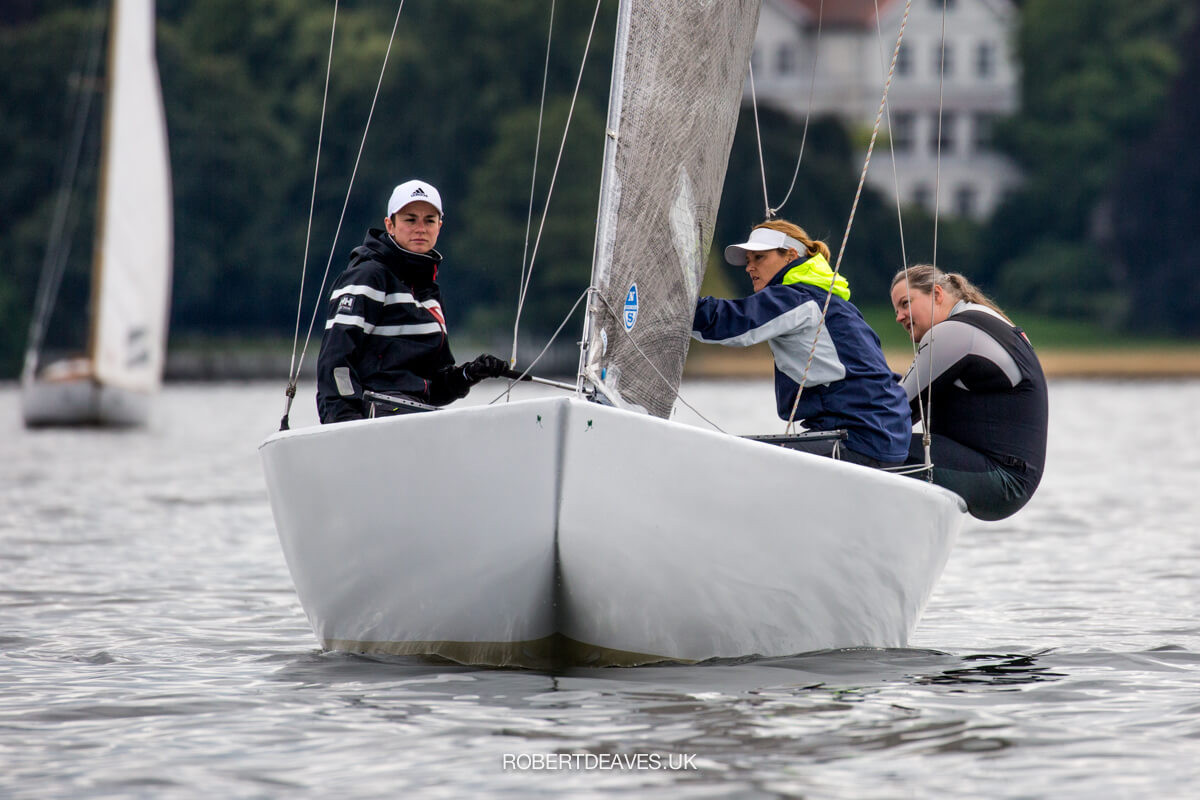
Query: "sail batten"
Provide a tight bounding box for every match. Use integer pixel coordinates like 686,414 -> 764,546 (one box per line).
582,0 -> 762,418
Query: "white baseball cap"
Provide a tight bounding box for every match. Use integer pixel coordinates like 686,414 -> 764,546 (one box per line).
724,227 -> 806,265
387,179 -> 443,217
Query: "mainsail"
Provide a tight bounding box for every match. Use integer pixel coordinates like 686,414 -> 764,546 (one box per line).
581,0 -> 762,418
90,0 -> 173,391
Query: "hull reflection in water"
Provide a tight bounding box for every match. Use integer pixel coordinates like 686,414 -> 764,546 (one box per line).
260,397 -> 966,669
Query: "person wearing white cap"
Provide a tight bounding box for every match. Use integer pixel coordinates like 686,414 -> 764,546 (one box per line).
692,219 -> 910,467
315,179 -> 509,423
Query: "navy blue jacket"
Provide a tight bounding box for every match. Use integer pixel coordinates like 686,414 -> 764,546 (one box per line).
692,260 -> 910,462
315,229 -> 466,423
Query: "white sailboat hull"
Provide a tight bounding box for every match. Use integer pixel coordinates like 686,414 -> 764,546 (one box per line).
20,373 -> 151,427
260,397 -> 966,668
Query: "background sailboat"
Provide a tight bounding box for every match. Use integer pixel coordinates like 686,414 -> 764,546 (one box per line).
20,0 -> 173,428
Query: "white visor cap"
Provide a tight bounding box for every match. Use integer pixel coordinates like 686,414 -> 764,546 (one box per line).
387,180 -> 443,217
724,227 -> 806,265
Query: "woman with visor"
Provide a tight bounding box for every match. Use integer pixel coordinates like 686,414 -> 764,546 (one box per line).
692,219 -> 910,468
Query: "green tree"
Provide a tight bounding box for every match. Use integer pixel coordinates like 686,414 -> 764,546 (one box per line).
1111,11 -> 1200,335
0,5 -> 107,374
454,98 -> 607,348
982,0 -> 1193,325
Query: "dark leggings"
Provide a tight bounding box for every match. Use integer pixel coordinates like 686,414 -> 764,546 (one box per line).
903,433 -> 1031,521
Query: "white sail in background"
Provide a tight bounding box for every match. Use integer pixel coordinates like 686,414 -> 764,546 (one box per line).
21,0 -> 173,426
582,0 -> 762,418
91,0 -> 173,391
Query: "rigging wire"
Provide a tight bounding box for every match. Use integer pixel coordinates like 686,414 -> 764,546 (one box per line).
748,62 -> 770,220
23,5 -> 107,379
492,286 -> 589,406
765,0 -> 824,219
784,0 -> 914,434
876,3 -> 911,282
871,0 -> 931,477
890,0 -> 950,474
280,0 -> 339,429
280,0 -> 408,430
918,0 -> 952,472
510,0 -> 557,370
509,0 -> 607,373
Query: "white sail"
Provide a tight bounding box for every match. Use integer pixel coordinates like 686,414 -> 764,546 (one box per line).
91,0 -> 173,392
21,0 -> 172,426
582,0 -> 762,418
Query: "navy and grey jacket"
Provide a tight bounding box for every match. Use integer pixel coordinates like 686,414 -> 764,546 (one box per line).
315,229 -> 467,423
692,259 -> 910,463
900,301 -> 1048,495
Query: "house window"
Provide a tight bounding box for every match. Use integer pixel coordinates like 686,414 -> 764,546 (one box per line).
976,42 -> 995,78
972,112 -> 995,152
776,44 -> 795,75
890,112 -> 915,153
896,42 -> 912,77
911,184 -> 933,212
954,185 -> 977,217
933,42 -> 955,78
930,111 -> 956,154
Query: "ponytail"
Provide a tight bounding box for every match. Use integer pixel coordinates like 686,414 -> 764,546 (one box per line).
891,264 -> 1012,323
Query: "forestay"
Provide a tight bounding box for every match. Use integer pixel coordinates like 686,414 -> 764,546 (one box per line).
581,0 -> 762,418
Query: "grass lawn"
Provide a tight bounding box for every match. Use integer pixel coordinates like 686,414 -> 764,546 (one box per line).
855,305 -> 1197,352
687,306 -> 1200,378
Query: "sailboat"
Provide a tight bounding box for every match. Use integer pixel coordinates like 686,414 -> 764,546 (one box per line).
20,0 -> 173,428
260,0 -> 966,668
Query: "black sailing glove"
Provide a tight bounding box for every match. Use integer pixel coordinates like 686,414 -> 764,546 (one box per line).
433,363 -> 472,401
463,353 -> 509,383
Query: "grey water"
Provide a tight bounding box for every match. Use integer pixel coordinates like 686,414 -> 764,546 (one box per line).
1,378 -> 1198,799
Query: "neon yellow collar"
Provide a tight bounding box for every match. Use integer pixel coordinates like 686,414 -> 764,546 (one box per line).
780,252 -> 850,301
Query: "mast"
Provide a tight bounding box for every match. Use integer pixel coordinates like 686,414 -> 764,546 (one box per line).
576,0 -> 635,401
578,0 -> 762,418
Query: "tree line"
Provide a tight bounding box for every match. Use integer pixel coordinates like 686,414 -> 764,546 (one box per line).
0,0 -> 1196,379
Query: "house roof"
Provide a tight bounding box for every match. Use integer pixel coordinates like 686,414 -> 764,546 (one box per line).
783,0 -> 900,26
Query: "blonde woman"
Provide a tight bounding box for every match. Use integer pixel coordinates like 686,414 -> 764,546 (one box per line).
692,219 -> 909,467
890,265 -> 1048,519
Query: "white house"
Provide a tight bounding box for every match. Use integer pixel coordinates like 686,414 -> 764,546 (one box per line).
751,0 -> 1022,220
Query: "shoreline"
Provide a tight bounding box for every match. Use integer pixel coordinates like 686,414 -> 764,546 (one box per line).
683,343 -> 1200,380
147,342 -> 1200,381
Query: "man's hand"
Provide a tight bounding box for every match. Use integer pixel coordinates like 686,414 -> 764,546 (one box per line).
463,353 -> 509,383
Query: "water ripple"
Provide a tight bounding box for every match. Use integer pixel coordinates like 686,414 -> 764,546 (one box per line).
1,381 -> 1199,798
